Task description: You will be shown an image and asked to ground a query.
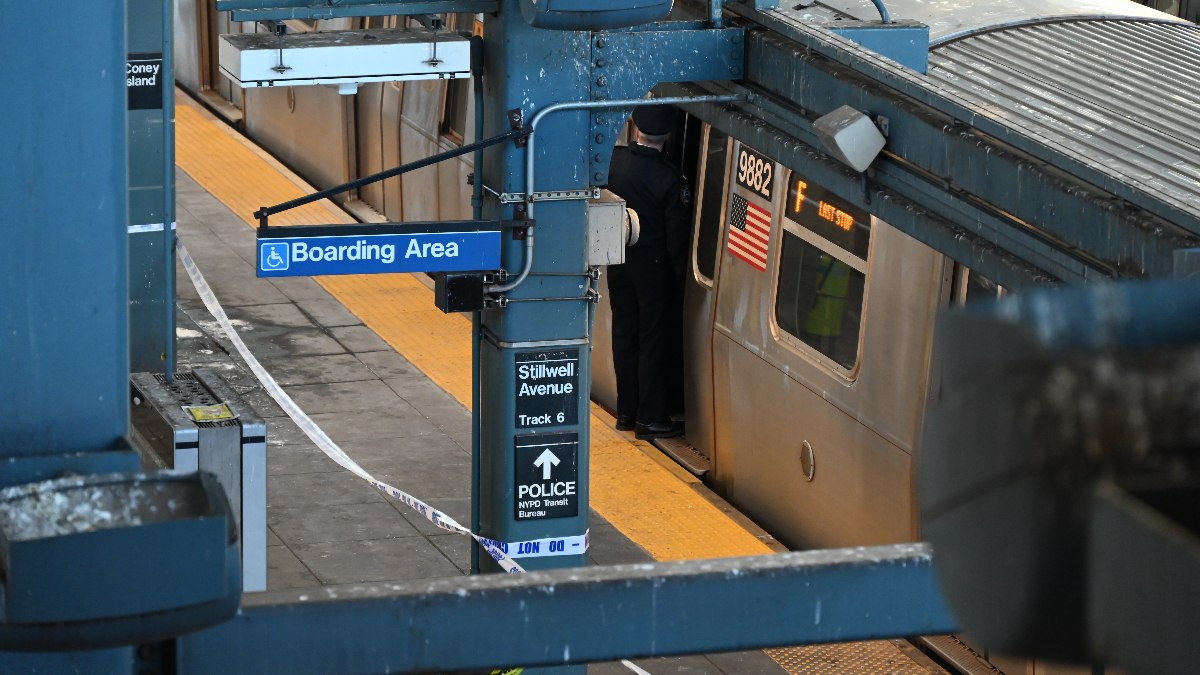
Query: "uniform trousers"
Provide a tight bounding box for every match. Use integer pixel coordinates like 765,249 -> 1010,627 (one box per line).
607,246 -> 682,425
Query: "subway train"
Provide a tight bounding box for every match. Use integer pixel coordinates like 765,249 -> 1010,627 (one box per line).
173,0 -> 1200,559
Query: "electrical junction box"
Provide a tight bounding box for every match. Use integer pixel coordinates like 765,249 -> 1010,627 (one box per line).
587,189 -> 629,267
130,368 -> 267,592
219,28 -> 470,91
434,272 -> 487,313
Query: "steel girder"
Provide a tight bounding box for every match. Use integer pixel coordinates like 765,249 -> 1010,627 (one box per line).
177,545 -> 956,674
218,0 -> 499,21
666,83 -> 1067,290
679,9 -> 1200,287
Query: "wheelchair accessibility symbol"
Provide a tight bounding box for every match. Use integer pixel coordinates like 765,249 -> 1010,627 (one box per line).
260,242 -> 290,272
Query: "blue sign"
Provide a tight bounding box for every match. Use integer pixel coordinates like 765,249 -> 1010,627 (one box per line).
256,223 -> 501,277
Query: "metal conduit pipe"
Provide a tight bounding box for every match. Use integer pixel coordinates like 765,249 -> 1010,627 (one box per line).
871,0 -> 892,23
469,33 -> 485,576
486,93 -> 744,295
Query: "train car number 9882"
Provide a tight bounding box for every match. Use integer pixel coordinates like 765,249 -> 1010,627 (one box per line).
735,145 -> 774,201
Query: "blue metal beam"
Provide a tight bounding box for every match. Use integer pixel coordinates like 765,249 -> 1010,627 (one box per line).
730,5 -> 1200,241
737,29 -> 1198,280
177,545 -> 957,674
217,0 -> 498,21
665,86 -> 1060,290
0,0 -> 132,469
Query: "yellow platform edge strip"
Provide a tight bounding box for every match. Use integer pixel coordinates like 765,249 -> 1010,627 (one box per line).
174,97 -> 771,561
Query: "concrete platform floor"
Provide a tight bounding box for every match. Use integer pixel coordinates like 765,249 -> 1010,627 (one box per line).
172,168 -> 788,675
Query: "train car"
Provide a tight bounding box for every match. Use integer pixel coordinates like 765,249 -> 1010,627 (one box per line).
173,0 -> 1199,556
598,0 -> 1200,552
1134,0 -> 1199,22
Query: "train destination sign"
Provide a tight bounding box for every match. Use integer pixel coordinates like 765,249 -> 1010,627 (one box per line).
514,432 -> 579,521
514,349 -> 580,429
785,172 -> 871,260
256,221 -> 501,277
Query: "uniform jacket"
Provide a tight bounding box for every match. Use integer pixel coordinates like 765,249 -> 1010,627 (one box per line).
607,143 -> 692,283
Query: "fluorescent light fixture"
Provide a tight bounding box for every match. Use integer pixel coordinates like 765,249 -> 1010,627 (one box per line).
219,28 -> 470,90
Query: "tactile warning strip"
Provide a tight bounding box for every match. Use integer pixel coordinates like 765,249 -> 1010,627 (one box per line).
173,95 -> 771,562
765,641 -> 942,674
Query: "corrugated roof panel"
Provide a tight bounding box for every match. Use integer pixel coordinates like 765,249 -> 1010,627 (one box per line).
930,21 -> 1200,220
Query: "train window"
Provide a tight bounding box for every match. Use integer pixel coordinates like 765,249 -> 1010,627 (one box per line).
694,127 -> 730,283
951,266 -> 1004,305
441,79 -> 470,144
437,13 -> 472,145
774,170 -> 870,371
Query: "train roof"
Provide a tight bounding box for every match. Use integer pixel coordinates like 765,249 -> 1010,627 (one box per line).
794,0 -> 1184,44
927,19 -> 1200,232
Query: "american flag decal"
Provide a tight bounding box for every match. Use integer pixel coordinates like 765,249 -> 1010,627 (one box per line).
727,193 -> 771,271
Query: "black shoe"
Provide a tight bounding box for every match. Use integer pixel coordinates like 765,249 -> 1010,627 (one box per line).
635,421 -> 683,440
615,415 -> 636,431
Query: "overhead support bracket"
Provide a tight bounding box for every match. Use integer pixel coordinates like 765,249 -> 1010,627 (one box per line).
826,21 -> 927,73
497,189 -> 601,204
217,0 -> 498,21
587,24 -> 745,184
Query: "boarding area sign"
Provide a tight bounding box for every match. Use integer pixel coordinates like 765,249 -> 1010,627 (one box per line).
256,221 -> 501,277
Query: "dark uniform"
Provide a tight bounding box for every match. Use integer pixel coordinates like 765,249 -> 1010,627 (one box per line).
605,106 -> 691,438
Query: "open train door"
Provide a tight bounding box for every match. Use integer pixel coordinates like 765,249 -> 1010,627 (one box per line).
680,123 -> 732,466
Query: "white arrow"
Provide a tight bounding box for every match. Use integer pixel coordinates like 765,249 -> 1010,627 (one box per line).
533,449 -> 561,480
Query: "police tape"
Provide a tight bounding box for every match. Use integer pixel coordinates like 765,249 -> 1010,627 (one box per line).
128,221 -> 176,234
176,238 -> 552,573
478,531 -> 590,559
179,237 -> 654,674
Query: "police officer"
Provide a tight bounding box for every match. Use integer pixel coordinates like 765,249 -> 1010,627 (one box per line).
605,105 -> 691,440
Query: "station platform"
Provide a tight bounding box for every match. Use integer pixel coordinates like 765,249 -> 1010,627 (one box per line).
170,92 -> 946,674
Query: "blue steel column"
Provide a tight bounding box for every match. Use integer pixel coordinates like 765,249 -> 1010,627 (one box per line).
476,0 -> 593,590
0,2 -> 137,477
127,0 -> 176,373
0,0 -> 135,669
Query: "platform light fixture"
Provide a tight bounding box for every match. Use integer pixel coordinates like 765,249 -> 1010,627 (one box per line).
812,105 -> 887,173
218,28 -> 471,93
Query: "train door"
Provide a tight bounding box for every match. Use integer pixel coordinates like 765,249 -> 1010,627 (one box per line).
708,140 -> 785,513
436,14 -> 477,221
173,0 -> 247,116
355,16 -> 401,220
680,125 -> 732,463
590,111 -> 706,425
